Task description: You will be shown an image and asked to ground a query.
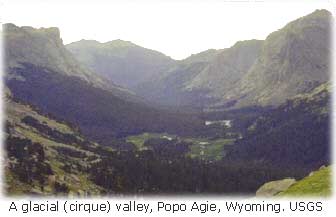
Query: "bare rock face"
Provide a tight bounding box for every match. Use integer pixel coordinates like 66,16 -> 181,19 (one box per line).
221,9 -> 331,109
3,23 -> 112,89
256,178 -> 296,197
131,10 -> 331,109
187,40 -> 263,99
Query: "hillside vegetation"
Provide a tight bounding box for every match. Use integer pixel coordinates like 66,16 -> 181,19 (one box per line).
5,95 -> 102,195
225,82 -> 330,174
278,166 -> 331,197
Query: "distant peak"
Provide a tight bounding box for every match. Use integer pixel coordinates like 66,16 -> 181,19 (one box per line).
67,39 -> 137,48
232,39 -> 263,47
79,39 -> 99,43
78,39 -> 100,44
189,49 -> 218,57
105,39 -> 137,47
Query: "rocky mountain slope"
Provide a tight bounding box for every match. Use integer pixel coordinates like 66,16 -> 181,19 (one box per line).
3,23 -> 139,100
135,49 -> 221,108
219,9 -> 331,109
5,24 -> 107,89
67,39 -> 175,89
79,9 -> 331,110
186,40 -> 263,100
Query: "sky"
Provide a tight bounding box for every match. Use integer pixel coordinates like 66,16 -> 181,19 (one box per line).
1,0 -> 334,60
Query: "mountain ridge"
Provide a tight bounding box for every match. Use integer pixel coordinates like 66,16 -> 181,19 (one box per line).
4,23 -> 205,144
66,38 -> 176,89
219,9 -> 331,108
68,9 -> 331,110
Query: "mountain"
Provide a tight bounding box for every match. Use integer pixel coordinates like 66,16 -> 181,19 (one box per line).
66,39 -> 175,89
219,9 -> 331,109
135,48 -> 222,108
3,23 -> 140,100
5,24 -> 107,89
136,10 -> 331,110
186,40 -> 263,99
66,37 -> 224,108
181,49 -> 221,65
4,23 -> 204,144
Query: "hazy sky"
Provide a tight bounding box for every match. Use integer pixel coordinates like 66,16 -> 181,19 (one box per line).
1,0 -> 334,59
